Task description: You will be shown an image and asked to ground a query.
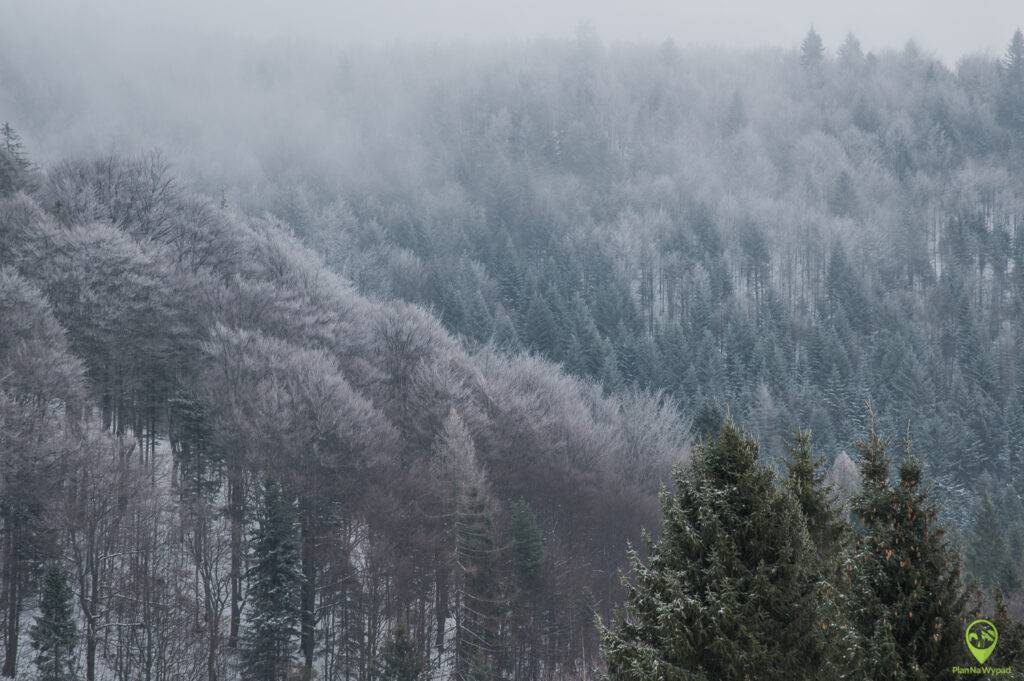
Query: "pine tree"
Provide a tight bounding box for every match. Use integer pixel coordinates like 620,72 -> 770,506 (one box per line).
998,29 -> 1024,130
785,430 -> 847,560
968,494 -> 1016,594
433,412 -> 502,681
508,498 -> 543,590
30,565 -> 77,681
801,26 -> 825,74
601,421 -> 831,680
0,122 -> 29,169
522,291 -> 558,357
990,590 -> 1024,670
851,421 -> 968,680
378,625 -> 424,681
838,32 -> 864,71
242,478 -> 303,681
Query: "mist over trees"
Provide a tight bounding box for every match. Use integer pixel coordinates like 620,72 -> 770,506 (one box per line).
1,17 -> 1024,681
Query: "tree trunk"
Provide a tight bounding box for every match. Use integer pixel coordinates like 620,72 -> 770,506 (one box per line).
300,513 -> 317,676
228,477 -> 243,650
1,556 -> 19,678
85,621 -> 97,681
434,566 -> 448,653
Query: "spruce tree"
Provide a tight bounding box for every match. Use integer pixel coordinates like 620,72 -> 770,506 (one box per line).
0,122 -> 28,169
838,32 -> 864,70
851,422 -> 968,680
30,564 -> 77,681
601,421 -> 830,681
242,478 -> 303,681
968,494 -> 1016,594
379,625 -> 424,681
801,27 -> 825,73
998,29 -> 1024,130
990,590 -> 1024,670
508,499 -> 543,590
785,430 -> 847,561
784,430 -> 862,678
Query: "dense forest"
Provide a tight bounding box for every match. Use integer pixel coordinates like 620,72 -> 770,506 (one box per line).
1,17 -> 1024,681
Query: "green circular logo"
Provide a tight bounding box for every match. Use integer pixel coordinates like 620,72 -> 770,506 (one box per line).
965,619 -> 998,665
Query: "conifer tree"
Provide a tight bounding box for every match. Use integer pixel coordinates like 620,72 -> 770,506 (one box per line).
0,123 -> 28,169
998,29 -> 1024,130
508,499 -> 543,590
801,27 -> 825,73
433,412 -> 502,681
242,478 -> 302,681
30,565 -> 77,681
990,590 -> 1024,670
968,493 -> 1017,594
838,32 -> 864,70
379,625 -> 424,681
601,421 -> 830,681
851,421 -> 968,680
785,430 -> 847,560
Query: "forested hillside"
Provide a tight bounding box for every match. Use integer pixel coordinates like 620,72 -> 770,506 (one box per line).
0,146 -> 686,679
2,19 -> 1024,681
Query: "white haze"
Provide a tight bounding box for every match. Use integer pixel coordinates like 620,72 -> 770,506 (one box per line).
2,0 -> 1020,199
8,0 -> 1020,62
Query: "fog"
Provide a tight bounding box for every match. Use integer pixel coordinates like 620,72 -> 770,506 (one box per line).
3,1 -> 1024,679
8,0 -> 1020,62
4,0 -> 1020,189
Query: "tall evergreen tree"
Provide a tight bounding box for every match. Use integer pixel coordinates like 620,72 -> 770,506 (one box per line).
242,478 -> 302,681
30,565 -> 77,681
378,625 -> 424,681
0,123 -> 28,169
998,29 -> 1024,130
801,26 -> 826,74
851,422 -> 968,680
838,32 -> 865,70
785,430 -> 847,560
601,421 -> 831,680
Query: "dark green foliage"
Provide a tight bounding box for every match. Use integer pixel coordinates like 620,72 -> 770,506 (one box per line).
378,626 -> 424,681
785,430 -> 846,559
30,565 -> 77,681
851,423 -> 969,680
243,478 -> 303,681
968,494 -> 1020,595
601,421 -> 829,681
991,591 -> 1024,670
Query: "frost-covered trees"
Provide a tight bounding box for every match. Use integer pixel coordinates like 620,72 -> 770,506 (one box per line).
243,478 -> 303,681
850,422 -> 969,679
998,29 -> 1024,129
601,418 -> 997,680
601,422 -> 829,681
30,566 -> 77,681
4,21 -> 1024,676
0,146 -> 689,679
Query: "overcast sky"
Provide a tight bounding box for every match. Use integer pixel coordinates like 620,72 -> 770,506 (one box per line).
9,0 -> 1022,63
